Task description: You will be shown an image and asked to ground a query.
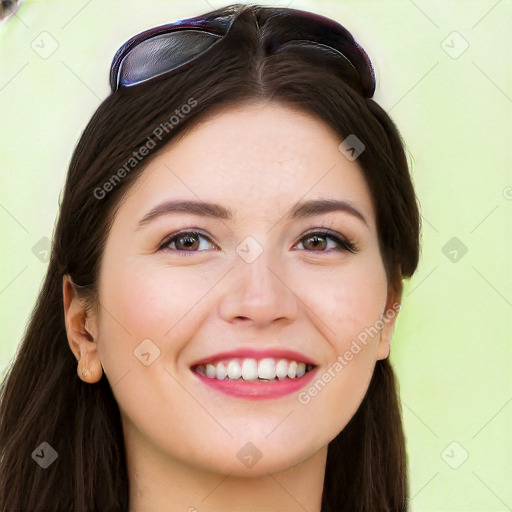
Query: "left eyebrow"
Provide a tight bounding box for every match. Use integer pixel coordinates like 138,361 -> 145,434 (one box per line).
135,197 -> 368,229
287,198 -> 368,226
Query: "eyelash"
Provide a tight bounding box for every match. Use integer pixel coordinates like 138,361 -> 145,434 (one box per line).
158,228 -> 358,256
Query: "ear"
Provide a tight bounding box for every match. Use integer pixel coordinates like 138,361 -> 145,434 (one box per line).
377,268 -> 403,361
62,274 -> 103,383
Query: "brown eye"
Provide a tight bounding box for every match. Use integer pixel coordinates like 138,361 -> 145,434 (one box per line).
302,234 -> 328,251
175,234 -> 200,251
296,230 -> 357,253
159,231 -> 216,253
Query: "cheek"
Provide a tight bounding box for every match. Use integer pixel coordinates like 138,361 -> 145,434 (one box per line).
296,259 -> 388,437
100,259 -> 211,335
95,258 -> 220,373
315,257 -> 388,353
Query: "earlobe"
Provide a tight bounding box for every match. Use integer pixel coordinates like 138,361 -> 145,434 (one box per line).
62,275 -> 103,383
377,271 -> 403,361
377,318 -> 396,360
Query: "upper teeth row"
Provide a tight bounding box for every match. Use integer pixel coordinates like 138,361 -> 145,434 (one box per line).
197,358 -> 309,380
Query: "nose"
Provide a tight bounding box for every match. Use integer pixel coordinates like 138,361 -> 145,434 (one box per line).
218,245 -> 300,328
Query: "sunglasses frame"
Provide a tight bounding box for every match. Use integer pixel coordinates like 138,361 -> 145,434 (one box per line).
109,5 -> 375,97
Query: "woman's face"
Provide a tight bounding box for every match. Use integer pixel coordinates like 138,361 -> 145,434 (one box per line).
93,101 -> 398,476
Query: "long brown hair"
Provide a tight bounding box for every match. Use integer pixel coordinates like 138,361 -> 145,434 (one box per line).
0,4 -> 420,511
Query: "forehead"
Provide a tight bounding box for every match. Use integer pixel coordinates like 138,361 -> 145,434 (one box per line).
120,101 -> 375,227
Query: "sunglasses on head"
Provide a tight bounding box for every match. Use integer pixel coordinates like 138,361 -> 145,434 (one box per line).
109,4 -> 375,98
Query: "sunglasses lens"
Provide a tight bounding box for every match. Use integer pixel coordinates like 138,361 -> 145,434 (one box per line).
116,30 -> 222,88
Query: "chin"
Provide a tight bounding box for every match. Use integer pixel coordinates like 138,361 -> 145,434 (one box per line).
191,437 -> 322,478
203,452 -> 310,478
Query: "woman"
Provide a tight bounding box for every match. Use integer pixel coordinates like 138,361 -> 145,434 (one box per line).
0,3 -> 420,511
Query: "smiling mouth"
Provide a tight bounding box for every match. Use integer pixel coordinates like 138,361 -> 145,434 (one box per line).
191,357 -> 315,382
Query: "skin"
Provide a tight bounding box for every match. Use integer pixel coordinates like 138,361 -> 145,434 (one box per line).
63,101 -> 401,512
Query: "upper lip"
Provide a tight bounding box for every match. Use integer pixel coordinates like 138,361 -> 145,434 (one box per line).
190,348 -> 317,368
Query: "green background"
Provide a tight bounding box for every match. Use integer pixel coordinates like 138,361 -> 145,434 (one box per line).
1,1 -> 511,510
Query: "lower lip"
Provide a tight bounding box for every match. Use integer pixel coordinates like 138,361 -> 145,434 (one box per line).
192,367 -> 318,400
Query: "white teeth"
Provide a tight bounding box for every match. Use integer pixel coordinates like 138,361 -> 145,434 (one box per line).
205,363 -> 216,378
241,359 -> 258,380
287,360 -> 297,378
216,361 -> 227,380
195,357 -> 313,381
258,358 -> 276,380
275,359 -> 289,379
227,360 -> 242,379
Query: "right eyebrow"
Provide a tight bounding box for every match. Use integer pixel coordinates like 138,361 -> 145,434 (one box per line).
136,200 -> 233,229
